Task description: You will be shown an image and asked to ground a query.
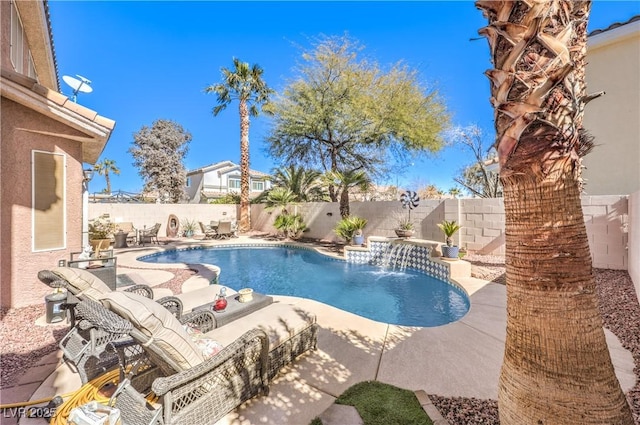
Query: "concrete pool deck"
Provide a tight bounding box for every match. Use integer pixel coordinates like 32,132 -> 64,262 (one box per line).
11,237 -> 636,425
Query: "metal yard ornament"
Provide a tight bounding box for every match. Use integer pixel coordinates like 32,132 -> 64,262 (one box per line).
400,190 -> 420,221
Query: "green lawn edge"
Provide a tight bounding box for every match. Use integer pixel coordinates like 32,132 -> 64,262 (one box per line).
314,380 -> 432,425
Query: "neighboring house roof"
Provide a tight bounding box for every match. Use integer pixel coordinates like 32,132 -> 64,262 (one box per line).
589,14 -> 640,37
187,160 -> 271,179
1,68 -> 115,163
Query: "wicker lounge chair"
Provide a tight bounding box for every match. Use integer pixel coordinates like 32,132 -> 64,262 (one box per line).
76,292 -> 317,425
38,268 -> 229,383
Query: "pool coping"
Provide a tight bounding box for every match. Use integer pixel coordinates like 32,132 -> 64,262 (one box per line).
132,238 -> 473,327
115,236 -> 487,299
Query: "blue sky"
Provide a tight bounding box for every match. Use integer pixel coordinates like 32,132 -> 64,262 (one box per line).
48,1 -> 640,194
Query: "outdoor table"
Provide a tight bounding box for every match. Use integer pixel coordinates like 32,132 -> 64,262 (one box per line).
193,292 -> 273,327
114,231 -> 128,248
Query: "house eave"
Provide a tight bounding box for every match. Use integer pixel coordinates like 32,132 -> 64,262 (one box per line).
588,17 -> 640,51
1,68 -> 115,164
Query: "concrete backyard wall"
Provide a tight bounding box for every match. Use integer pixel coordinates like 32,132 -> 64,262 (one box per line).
629,191 -> 640,303
89,203 -> 239,238
90,194 -> 630,272
251,195 -> 630,271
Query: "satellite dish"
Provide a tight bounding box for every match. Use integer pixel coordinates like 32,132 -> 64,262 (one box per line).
62,74 -> 93,102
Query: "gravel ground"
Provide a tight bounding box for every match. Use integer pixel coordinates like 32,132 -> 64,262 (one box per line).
1,254 -> 638,424
0,267 -> 195,389
428,254 -> 640,425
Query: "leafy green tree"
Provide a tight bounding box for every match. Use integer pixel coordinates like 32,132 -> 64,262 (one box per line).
93,158 -> 120,194
449,125 -> 502,198
271,165 -> 327,202
267,35 -> 449,202
206,58 -> 274,233
129,119 -> 191,203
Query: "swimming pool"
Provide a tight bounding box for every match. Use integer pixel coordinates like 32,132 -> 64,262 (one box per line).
140,245 -> 470,327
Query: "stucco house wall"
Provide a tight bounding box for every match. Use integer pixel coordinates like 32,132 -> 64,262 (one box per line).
583,17 -> 640,196
1,1 -> 114,309
1,98 -> 85,308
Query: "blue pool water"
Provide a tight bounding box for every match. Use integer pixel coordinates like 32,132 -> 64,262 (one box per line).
140,246 -> 470,327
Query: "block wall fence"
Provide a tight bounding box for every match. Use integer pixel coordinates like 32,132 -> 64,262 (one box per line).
91,194 -> 632,272
629,191 -> 639,300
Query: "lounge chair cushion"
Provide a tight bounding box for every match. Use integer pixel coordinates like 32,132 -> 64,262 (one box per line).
99,291 -> 204,370
204,302 -> 315,351
184,325 -> 224,359
51,267 -> 112,300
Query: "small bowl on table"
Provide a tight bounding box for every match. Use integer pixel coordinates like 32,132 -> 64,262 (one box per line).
238,288 -> 254,303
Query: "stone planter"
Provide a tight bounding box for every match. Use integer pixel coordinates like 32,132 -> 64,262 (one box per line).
394,229 -> 414,238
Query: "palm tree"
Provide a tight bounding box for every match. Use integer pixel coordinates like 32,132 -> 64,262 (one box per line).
271,165 -> 327,202
326,170 -> 371,218
206,58 -> 274,233
93,158 -> 120,194
476,1 -> 633,424
447,187 -> 462,198
264,187 -> 298,215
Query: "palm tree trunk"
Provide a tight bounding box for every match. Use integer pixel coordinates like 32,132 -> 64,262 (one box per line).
105,171 -> 111,194
476,0 -> 633,423
239,100 -> 251,233
501,171 -> 632,423
339,188 -> 350,218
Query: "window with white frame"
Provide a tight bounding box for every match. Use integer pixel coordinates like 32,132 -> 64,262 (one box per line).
228,178 -> 241,189
27,52 -> 38,80
10,1 -> 26,73
252,181 -> 264,191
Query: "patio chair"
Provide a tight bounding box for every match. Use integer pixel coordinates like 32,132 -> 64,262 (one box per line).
115,221 -> 137,245
76,295 -> 272,425
138,223 -> 161,245
88,289 -> 317,424
198,221 -> 217,240
215,220 -> 233,239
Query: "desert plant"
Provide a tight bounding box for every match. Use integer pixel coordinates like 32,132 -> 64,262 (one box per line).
88,215 -> 116,239
437,220 -> 462,246
394,212 -> 415,231
273,213 -> 307,239
334,216 -> 368,242
181,218 -> 198,236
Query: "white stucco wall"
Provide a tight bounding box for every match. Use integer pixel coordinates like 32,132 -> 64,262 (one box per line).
583,19 -> 640,196
89,203 -> 238,237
